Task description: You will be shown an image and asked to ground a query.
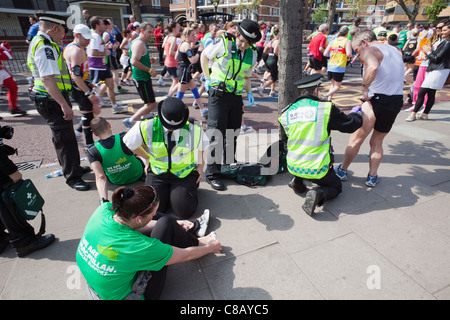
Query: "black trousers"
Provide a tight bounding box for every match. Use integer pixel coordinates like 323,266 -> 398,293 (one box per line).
35,98 -> 83,186
0,198 -> 35,248
292,166 -> 342,205
144,214 -> 199,300
205,89 -> 243,180
145,170 -> 199,220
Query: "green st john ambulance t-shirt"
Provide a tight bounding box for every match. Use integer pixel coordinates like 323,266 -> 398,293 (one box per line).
76,203 -> 173,300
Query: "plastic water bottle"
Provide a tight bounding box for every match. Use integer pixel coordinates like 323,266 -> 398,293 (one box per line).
45,170 -> 63,178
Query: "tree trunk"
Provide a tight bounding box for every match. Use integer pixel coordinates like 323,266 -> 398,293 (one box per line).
395,0 -> 421,23
128,0 -> 143,23
327,0 -> 336,35
278,0 -> 304,115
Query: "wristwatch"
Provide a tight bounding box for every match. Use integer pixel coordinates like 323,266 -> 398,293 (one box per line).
99,197 -> 109,204
362,83 -> 368,87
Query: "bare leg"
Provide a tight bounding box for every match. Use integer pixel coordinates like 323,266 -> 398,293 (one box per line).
130,102 -> 157,122
341,101 -> 376,171
368,130 -> 388,176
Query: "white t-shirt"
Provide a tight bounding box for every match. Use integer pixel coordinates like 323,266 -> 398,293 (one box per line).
368,44 -> 404,97
28,31 -> 61,77
87,32 -> 106,70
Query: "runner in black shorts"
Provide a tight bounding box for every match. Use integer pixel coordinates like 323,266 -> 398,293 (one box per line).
370,94 -> 403,133
135,79 -> 156,104
309,56 -> 323,71
327,71 -> 345,82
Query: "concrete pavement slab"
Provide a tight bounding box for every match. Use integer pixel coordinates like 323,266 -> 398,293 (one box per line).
340,206 -> 450,294
292,233 -> 435,300
203,244 -> 323,300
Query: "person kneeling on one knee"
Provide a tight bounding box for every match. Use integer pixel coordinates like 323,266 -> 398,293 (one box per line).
123,97 -> 209,220
279,74 -> 363,216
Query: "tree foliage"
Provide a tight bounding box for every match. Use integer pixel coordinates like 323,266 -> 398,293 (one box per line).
424,0 -> 447,23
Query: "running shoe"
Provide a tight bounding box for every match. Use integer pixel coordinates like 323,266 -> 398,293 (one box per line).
117,87 -> 129,94
98,96 -> 111,107
112,104 -> 128,114
196,209 -> 210,237
334,164 -> 348,181
405,113 -> 416,122
416,113 -> 428,120
365,174 -> 379,187
157,77 -> 165,86
122,118 -> 135,129
258,84 -> 264,96
240,125 -> 254,134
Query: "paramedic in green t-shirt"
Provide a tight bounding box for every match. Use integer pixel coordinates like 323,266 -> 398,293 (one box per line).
86,117 -> 145,204
76,185 -> 221,300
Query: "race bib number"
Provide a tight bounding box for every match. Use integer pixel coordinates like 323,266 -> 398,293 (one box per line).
288,106 -> 317,124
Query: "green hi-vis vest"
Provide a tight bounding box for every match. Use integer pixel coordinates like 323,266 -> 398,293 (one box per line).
140,117 -> 202,178
94,134 -> 144,185
278,98 -> 332,179
210,34 -> 257,95
27,35 -> 72,94
130,38 -> 151,81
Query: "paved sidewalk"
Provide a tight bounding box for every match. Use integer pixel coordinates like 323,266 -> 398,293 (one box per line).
1,98 -> 450,300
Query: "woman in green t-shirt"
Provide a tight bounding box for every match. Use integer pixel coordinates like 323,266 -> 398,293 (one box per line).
77,185 -> 221,300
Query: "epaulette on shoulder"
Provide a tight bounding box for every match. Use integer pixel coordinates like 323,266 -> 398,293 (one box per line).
140,112 -> 158,121
223,32 -> 236,41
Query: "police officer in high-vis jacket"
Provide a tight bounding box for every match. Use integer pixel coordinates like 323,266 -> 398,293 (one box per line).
279,74 -> 364,216
200,19 -> 260,191
27,13 -> 90,191
123,97 -> 208,220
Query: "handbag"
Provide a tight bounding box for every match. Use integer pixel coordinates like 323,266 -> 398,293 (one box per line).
1,179 -> 46,235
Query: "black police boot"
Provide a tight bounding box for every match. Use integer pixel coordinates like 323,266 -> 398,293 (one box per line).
206,178 -> 225,191
69,179 -> 91,191
16,234 -> 55,258
288,177 -> 307,194
302,189 -> 325,216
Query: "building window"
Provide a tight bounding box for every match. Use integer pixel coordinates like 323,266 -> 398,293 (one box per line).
153,0 -> 161,7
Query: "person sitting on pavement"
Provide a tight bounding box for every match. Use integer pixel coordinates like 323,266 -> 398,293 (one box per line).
123,97 -> 208,220
76,185 -> 220,300
279,74 -> 364,216
86,117 -> 146,204
0,125 -> 55,257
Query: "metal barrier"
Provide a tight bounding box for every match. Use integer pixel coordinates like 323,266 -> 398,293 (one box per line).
3,47 -> 30,74
3,43 -> 160,75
